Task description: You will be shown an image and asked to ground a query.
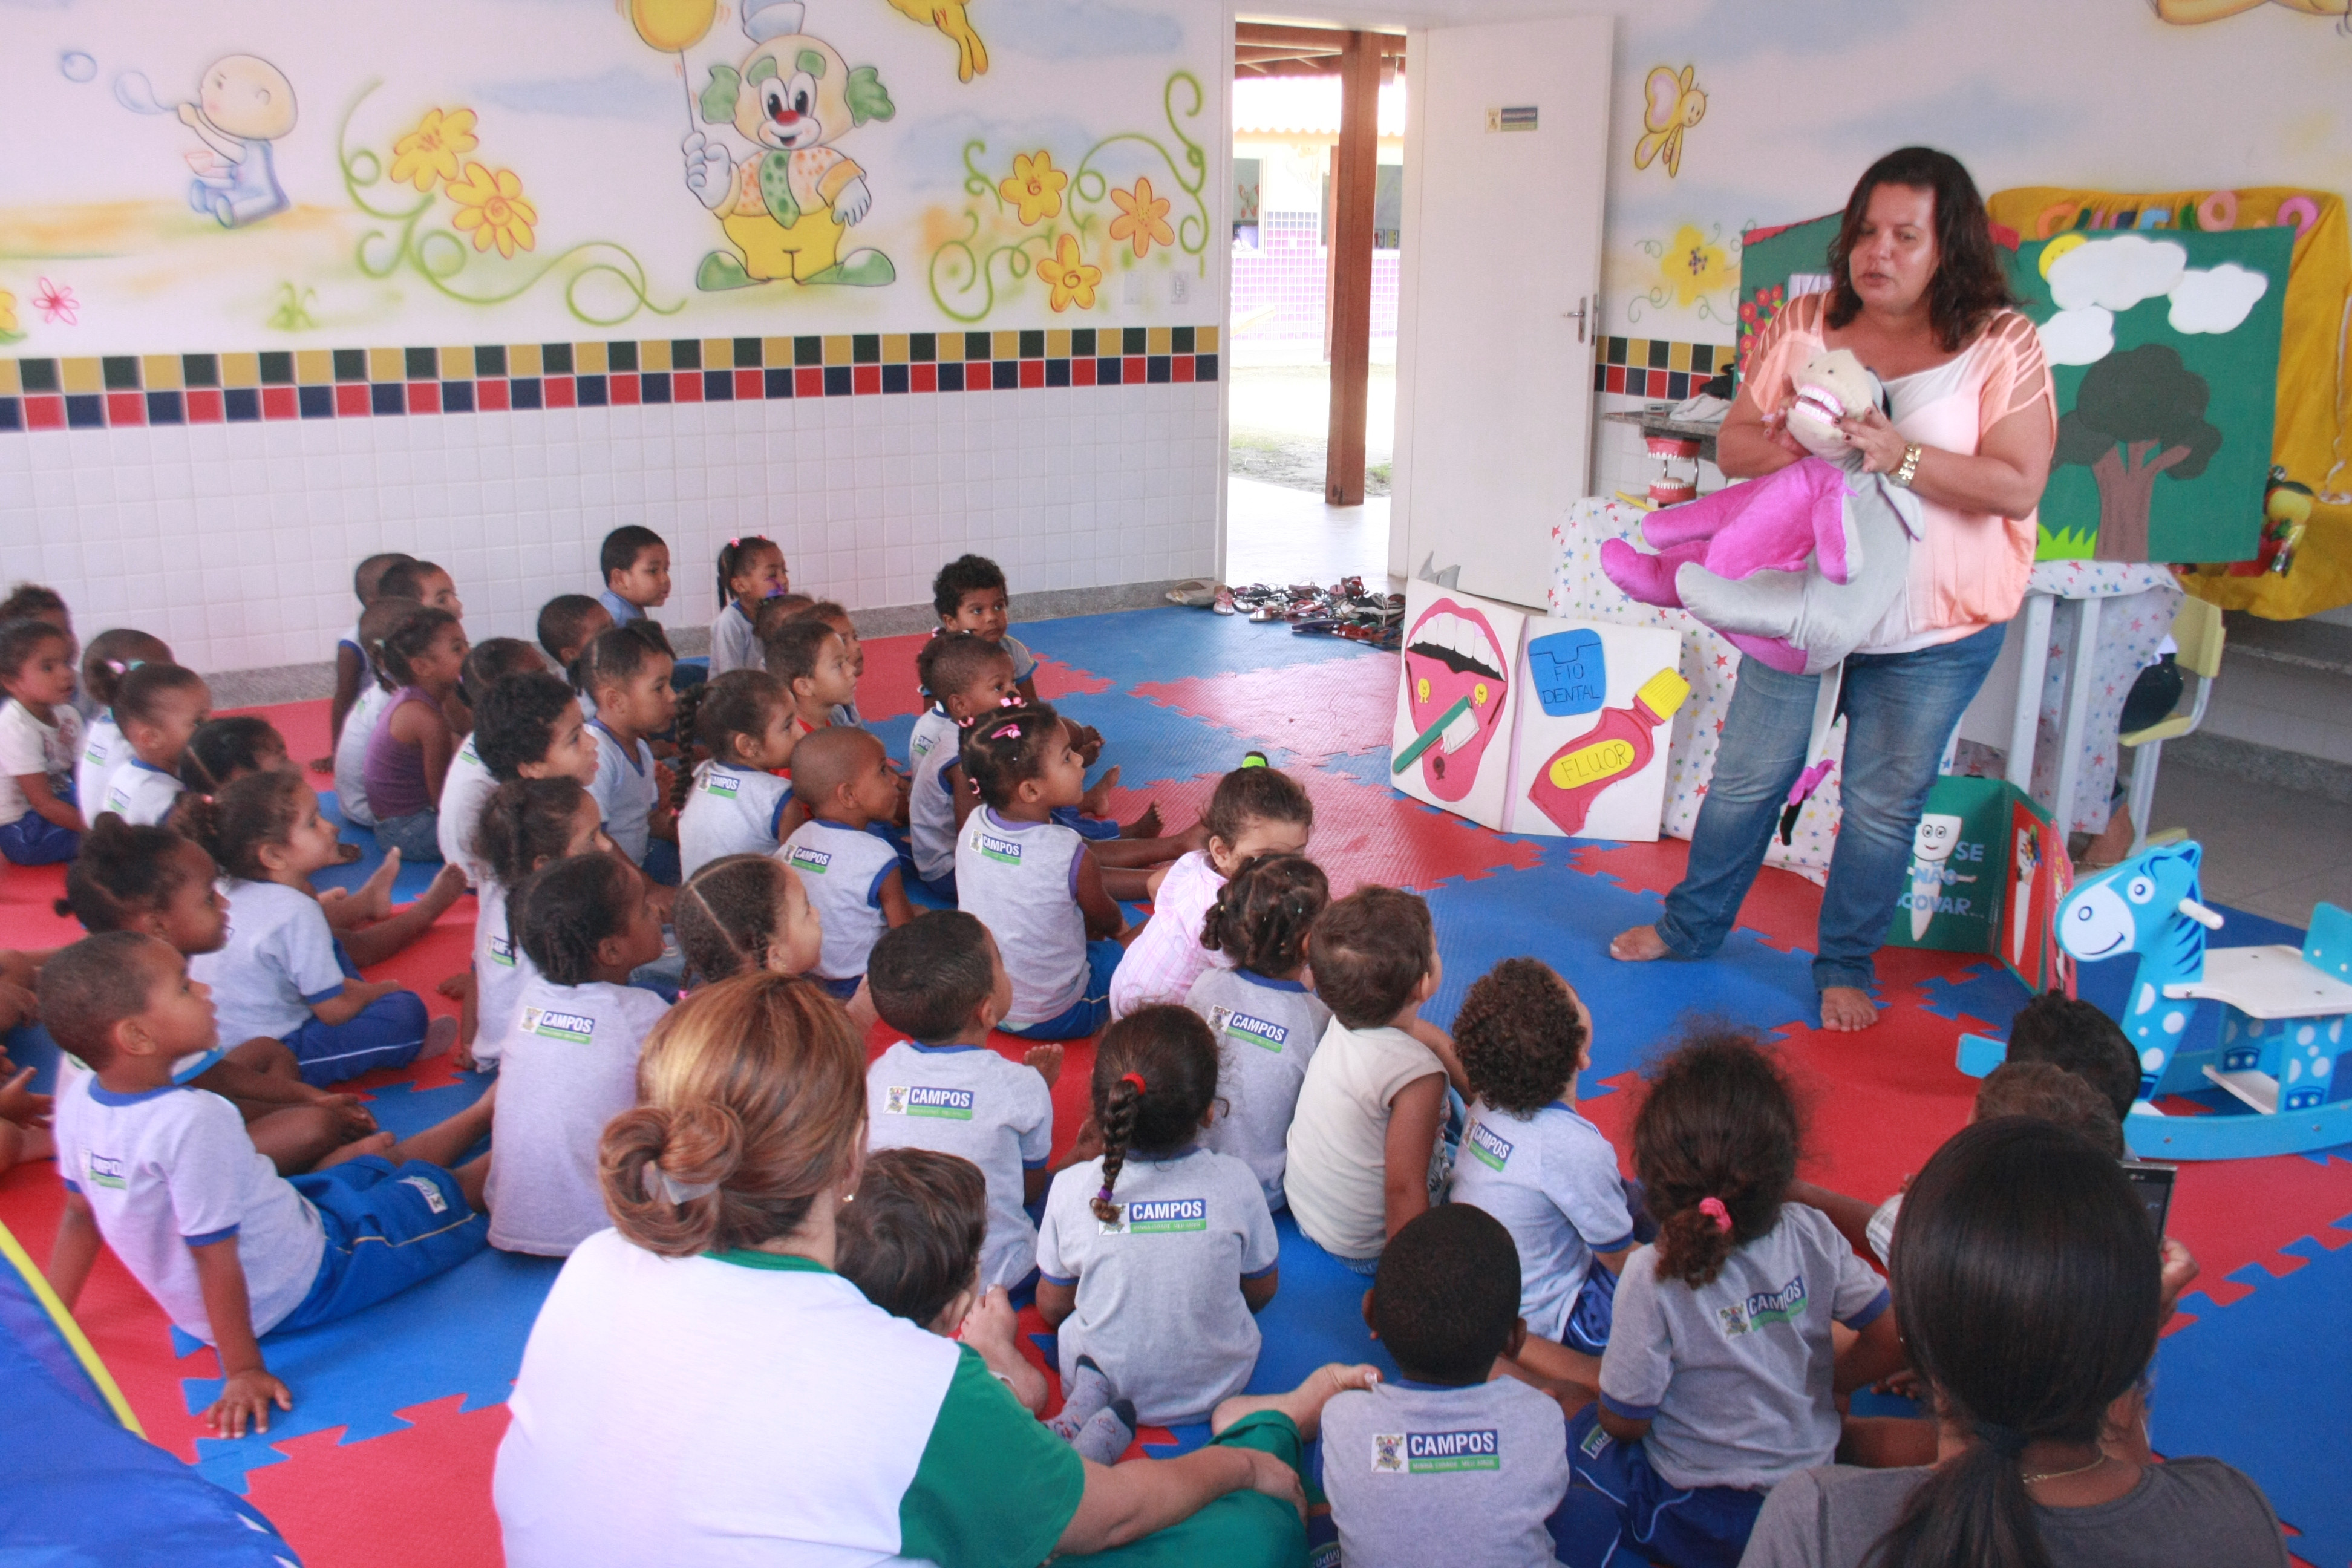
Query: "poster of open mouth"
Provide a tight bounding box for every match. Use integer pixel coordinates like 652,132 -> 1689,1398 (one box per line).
1392,581 -> 1527,831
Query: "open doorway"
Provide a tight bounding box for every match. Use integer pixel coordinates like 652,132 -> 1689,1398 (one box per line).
1224,24 -> 1403,592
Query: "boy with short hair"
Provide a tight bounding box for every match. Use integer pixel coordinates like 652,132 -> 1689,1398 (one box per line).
598,526 -> 671,628
536,594 -> 614,684
1266,1204 -> 1571,1568
837,1145 -> 1138,1462
933,554 -> 1037,702
42,932 -> 494,1439
2006,988 -> 2143,1117
864,912 -> 1067,1292
325,551 -> 414,768
1284,887 -> 1468,1267
780,727 -> 914,1001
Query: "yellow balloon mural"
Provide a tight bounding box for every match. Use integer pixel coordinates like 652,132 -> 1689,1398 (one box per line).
627,0 -> 717,54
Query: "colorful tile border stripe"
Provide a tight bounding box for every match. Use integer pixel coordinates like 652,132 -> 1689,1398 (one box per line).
1593,336 -> 1730,404
0,327 -> 1221,434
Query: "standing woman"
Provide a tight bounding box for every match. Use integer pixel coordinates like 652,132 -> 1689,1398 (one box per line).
1613,147 -> 2056,1030
494,970 -> 1318,1567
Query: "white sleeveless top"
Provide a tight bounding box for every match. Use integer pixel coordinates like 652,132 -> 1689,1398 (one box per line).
955,808 -> 1088,1027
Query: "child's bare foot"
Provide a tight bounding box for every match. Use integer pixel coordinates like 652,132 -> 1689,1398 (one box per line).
333,842 -> 363,864
419,1017 -> 460,1059
1024,1043 -> 1063,1088
352,849 -> 403,921
1609,924 -> 1670,962
415,863 -> 468,918
437,970 -> 472,1002
1820,987 -> 1878,1031
1079,763 -> 1122,820
1120,800 -> 1163,840
1210,1363 -> 1382,1439
315,1130 -> 397,1169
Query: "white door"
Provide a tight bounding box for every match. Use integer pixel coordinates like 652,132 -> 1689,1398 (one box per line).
1391,17 -> 1613,609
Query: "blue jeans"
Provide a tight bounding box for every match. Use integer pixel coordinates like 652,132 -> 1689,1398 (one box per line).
1657,624 -> 2006,993
373,808 -> 442,863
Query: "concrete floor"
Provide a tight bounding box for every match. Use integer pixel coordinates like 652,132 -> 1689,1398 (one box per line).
1224,475 -> 1396,588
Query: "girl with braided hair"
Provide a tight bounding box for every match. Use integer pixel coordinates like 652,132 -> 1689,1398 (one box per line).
489,851 -> 670,1256
1035,1005 -> 1279,1427
670,852 -> 823,988
466,777 -> 612,1072
1184,852 -> 1330,1212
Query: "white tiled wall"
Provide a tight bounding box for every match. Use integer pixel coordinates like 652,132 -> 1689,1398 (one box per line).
0,382 -> 1224,675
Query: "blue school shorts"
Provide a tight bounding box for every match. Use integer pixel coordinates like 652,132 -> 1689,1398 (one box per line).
0,809 -> 79,866
1562,1263 -> 1619,1356
1000,938 -> 1123,1041
272,1155 -> 488,1334
1552,1405 -> 1765,1568
813,974 -> 861,1002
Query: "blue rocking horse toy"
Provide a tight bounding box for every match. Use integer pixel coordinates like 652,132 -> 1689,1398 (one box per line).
2051,841 -> 2352,1160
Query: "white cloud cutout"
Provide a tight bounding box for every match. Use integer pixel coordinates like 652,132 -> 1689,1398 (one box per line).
2168,263 -> 2269,336
2039,307 -> 2115,367
2047,236 -> 2186,313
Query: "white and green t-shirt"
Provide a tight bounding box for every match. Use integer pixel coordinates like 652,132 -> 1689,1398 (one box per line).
494,1232 -> 1085,1566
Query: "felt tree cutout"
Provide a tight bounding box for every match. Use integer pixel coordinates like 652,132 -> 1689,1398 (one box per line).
2054,343 -> 2222,564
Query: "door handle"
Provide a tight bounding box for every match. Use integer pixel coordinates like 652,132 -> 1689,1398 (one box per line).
1561,296 -> 1587,343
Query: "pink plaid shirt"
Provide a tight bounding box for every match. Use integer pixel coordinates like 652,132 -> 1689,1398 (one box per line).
1108,851 -> 1232,1018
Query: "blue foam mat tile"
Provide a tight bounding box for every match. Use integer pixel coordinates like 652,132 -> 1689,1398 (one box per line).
1048,687 -> 1302,791
1021,607 -> 1367,689
1419,855 -> 1820,1082
2151,1221 -> 2352,1568
1913,961 -> 2031,1028
1323,747 -> 1394,791
865,712 -> 917,766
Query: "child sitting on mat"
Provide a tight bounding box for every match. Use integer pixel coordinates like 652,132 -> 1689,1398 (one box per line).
865,912 -> 1063,1293
324,552 -> 413,766
837,1145 -> 1140,1464
1187,852 -> 1331,1212
334,596 -> 423,829
1307,1204 -> 1572,1568
1111,763 -> 1313,1018
0,616 -> 88,864
796,601 -> 871,730
763,615 -> 858,741
905,631 -> 1014,901
437,639 -> 550,883
183,773 -> 459,1084
673,670 -> 799,880
1446,959 -> 1639,1395
535,594 -> 614,719
489,852 -> 671,1256
362,607 -> 468,863
670,852 -> 823,987
44,932 -> 494,1439
781,726 -> 913,1003
955,704 -> 1128,1041
596,525 -> 671,630
1036,1005 -> 1279,1428
75,629 -> 171,821
708,535 -> 789,678
1555,1029 -> 1903,1568
99,663 -> 209,828
468,779 -> 613,1074
1283,887 -> 1466,1270
580,623 -> 680,884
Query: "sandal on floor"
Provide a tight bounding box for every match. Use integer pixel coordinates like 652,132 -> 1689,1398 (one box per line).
1166,578 -> 1219,607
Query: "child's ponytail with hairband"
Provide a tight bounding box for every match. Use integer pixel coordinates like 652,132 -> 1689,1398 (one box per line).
1198,852 -> 1330,976
598,971 -> 866,1257
1633,1027 -> 1803,1289
958,701 -> 1060,811
1088,1006 -> 1224,1224
714,535 -> 779,613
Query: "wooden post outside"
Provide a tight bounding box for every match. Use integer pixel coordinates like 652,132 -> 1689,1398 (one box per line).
1324,29 -> 1380,508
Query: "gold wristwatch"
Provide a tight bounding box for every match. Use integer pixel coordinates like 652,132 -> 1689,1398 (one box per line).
1892,443 -> 1923,488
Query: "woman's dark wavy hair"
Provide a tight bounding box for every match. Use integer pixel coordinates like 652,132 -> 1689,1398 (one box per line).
1825,146 -> 2017,352
1866,1118 -> 2161,1568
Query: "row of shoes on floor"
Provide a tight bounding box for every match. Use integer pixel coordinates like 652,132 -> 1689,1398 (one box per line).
1166,577 -> 1404,647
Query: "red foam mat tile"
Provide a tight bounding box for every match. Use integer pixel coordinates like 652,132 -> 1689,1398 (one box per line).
243,1394 -> 511,1568
1133,655 -> 1399,765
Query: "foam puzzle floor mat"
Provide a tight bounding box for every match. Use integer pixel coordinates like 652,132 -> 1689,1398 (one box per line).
2,606 -> 2347,1566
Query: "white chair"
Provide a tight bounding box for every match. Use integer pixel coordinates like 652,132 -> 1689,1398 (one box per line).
2118,594 -> 2226,855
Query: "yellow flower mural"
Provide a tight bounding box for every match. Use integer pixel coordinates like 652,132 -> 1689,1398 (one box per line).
390,107 -> 479,192
1659,224 -> 1728,309
0,290 -> 18,342
1035,232 -> 1100,312
999,151 -> 1067,226
1108,176 -> 1175,259
448,162 -> 538,259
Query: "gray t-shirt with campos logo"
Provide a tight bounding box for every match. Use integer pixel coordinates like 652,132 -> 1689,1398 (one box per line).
1185,967 -> 1331,1211
1599,1204 -> 1890,1492
1035,1145 -> 1278,1425
864,1039 -> 1054,1290
1446,1099 -> 1636,1343
1318,1376 -> 1570,1568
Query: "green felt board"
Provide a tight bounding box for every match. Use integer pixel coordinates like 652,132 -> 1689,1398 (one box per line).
2007,227 -> 2288,564
1731,214 -> 1841,383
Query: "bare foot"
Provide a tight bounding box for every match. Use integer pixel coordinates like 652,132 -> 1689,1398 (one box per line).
2080,806 -> 2135,871
437,970 -> 473,1002
1079,763 -> 1123,819
1610,924 -> 1671,962
415,863 -> 468,918
1819,986 -> 1879,1031
1210,1363 -> 1382,1439
419,1017 -> 460,1059
1024,1042 -> 1064,1088
1122,800 -> 1163,840
315,1130 -> 397,1169
352,849 -> 403,922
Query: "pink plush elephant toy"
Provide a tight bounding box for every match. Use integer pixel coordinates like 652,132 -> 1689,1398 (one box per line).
1599,348 -> 1921,675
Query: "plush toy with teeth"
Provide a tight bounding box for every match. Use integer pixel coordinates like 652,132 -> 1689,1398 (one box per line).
1599,348 -> 1921,676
